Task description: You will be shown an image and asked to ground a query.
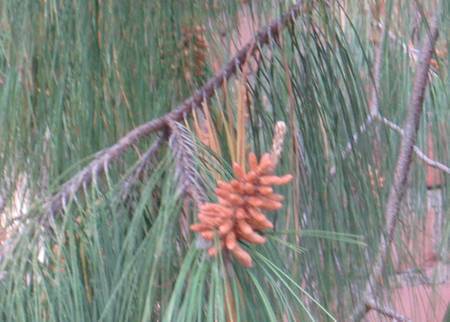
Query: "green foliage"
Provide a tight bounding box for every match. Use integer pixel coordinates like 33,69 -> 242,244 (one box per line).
0,0 -> 448,321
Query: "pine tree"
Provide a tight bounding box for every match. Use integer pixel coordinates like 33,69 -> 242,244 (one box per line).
0,1 -> 447,321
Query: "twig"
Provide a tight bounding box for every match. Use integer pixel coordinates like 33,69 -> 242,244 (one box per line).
369,13 -> 390,116
366,299 -> 411,322
41,0 -> 305,221
349,6 -> 440,321
329,15 -> 387,177
329,114 -> 375,177
119,136 -> 165,198
343,115 -> 376,159
376,21 -> 440,77
378,115 -> 450,174
168,121 -> 207,206
329,15 -> 447,178
329,113 -> 450,178
0,193 -> 6,215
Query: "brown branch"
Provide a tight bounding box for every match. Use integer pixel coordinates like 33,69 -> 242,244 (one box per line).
366,299 -> 411,322
378,115 -> 450,174
119,136 -> 165,198
40,0 -> 305,223
329,16 -> 447,178
349,6 -> 440,322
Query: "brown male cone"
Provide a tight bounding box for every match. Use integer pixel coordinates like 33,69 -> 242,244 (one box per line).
190,151 -> 292,267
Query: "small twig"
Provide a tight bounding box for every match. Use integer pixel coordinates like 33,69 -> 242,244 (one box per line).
376,22 -> 420,58
329,113 -> 450,178
378,115 -> 450,174
369,14 -> 389,116
366,299 -> 411,322
168,121 -> 207,206
350,6 -> 440,321
0,193 -> 6,215
329,16 -> 387,177
376,21 -> 440,77
329,114 -> 375,177
343,115 -> 376,159
119,136 -> 165,198
40,1 -> 305,221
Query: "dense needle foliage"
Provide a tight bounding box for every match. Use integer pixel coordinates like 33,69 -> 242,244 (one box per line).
0,0 -> 448,321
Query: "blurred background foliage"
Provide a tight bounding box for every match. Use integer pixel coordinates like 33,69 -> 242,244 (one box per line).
0,0 -> 448,321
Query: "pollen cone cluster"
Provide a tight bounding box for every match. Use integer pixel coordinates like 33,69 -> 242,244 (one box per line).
191,151 -> 292,267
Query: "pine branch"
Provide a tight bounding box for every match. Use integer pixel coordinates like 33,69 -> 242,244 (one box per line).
330,113 -> 450,177
366,299 -> 411,322
168,121 -> 207,206
41,0 -> 305,221
330,8 -> 448,179
119,136 -> 165,199
349,6 -> 441,322
378,115 -> 450,174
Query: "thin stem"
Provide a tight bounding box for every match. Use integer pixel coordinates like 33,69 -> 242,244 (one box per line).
349,5 -> 441,321
366,299 -> 411,322
378,115 -> 450,174
119,136 -> 165,198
